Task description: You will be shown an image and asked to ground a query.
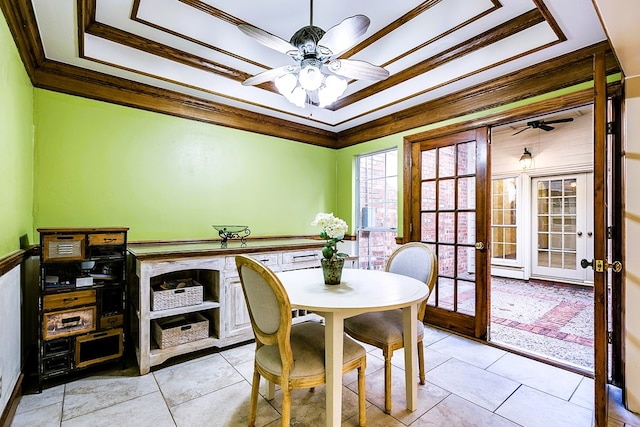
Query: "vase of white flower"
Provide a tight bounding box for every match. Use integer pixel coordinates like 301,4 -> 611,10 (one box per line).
312,212 -> 349,285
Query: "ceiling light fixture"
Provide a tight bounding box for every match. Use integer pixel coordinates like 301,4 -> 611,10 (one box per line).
238,0 -> 389,109
519,147 -> 533,169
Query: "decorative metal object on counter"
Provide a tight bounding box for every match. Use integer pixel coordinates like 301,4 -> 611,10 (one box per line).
212,225 -> 251,247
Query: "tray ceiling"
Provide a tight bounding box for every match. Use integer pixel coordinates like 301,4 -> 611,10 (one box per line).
9,0 -> 610,144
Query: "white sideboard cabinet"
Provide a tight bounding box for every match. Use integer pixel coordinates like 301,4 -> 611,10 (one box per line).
127,239 -> 323,375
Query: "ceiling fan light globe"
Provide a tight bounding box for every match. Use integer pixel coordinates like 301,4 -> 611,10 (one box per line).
318,76 -> 346,108
275,73 -> 297,95
289,86 -> 307,108
298,63 -> 323,91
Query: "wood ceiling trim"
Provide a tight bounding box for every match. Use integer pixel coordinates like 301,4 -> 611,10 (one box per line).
0,1 -> 621,149
336,41 -> 619,147
343,0 -> 501,66
32,58 -> 337,147
333,8 -> 549,109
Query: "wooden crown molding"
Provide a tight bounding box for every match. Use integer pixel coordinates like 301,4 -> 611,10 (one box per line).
0,1 -> 620,149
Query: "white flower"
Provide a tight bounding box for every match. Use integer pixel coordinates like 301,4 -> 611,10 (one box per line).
312,212 -> 348,239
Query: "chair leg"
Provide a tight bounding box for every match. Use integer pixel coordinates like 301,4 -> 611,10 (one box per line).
281,386 -> 291,427
248,370 -> 261,427
357,360 -> 366,426
418,340 -> 425,385
383,347 -> 392,414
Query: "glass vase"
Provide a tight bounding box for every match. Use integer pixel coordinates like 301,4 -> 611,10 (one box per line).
321,257 -> 345,285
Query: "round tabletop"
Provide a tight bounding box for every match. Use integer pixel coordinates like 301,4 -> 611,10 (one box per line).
276,268 -> 429,313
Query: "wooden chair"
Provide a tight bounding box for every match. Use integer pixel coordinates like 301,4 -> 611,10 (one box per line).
235,255 -> 367,427
343,242 -> 437,414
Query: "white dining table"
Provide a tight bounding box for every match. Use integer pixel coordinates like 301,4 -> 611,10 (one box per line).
276,267 -> 430,426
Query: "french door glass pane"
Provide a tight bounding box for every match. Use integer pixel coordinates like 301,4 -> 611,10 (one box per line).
438,213 -> 455,243
421,150 -> 436,179
439,146 -> 456,177
457,141 -> 476,175
458,177 -> 476,209
439,179 -> 455,209
457,212 -> 475,244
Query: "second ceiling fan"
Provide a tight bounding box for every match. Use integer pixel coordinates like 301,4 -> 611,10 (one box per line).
238,0 -> 389,108
512,117 -> 574,135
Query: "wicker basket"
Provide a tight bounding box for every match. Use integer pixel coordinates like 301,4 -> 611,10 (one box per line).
151,278 -> 204,311
152,313 -> 209,349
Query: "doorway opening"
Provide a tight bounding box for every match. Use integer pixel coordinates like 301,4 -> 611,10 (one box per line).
489,105 -> 596,370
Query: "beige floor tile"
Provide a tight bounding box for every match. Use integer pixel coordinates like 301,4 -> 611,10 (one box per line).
427,358 -> 519,411
422,325 -> 452,346
61,391 -> 175,427
267,383 -> 364,425
413,394 -> 519,427
219,342 -> 255,365
487,352 -> 584,400
170,381 -> 279,427
496,385 -> 593,427
14,384 -> 64,414
61,369 -> 159,420
154,353 -> 245,407
570,377 -> 594,410
345,364 -> 449,424
428,334 -> 506,369
10,401 -> 62,427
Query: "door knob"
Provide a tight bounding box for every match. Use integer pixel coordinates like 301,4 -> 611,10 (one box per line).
577,231 -> 583,236
587,231 -> 593,237
474,242 -> 485,250
580,259 -> 593,269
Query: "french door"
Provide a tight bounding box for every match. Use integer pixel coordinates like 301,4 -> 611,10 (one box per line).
406,128 -> 490,338
531,173 -> 594,284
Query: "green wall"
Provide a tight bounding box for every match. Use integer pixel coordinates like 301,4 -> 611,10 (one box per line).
33,90 -> 337,242
0,12 -> 34,258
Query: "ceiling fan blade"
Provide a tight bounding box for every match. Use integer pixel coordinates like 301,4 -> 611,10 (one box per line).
544,117 -> 574,125
539,124 -> 554,131
238,24 -> 299,56
242,65 -> 297,86
328,59 -> 389,81
512,127 -> 531,136
317,15 -> 370,57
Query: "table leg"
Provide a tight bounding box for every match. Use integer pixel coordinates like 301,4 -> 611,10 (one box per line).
402,303 -> 418,411
324,312 -> 344,427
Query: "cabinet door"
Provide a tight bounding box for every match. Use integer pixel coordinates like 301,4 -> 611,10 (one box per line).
223,276 -> 253,340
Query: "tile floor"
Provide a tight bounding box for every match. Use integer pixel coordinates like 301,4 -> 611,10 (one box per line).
11,324 -> 639,427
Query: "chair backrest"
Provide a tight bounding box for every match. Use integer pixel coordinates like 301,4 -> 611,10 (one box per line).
235,255 -> 293,358
385,242 -> 438,318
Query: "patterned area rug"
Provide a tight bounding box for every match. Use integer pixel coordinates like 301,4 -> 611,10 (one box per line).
490,277 -> 594,369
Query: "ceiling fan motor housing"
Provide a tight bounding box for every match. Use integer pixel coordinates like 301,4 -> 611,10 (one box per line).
290,25 -> 326,56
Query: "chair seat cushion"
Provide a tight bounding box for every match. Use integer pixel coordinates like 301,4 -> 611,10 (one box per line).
256,322 -> 365,380
344,309 -> 424,348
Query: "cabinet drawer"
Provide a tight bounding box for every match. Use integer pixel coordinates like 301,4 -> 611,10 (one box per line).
44,290 -> 96,310
43,234 -> 85,262
225,252 -> 279,271
100,314 -> 124,329
281,250 -> 322,270
43,306 -> 96,340
89,233 -> 125,246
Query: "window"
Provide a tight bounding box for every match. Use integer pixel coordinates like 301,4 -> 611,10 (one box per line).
356,149 -> 398,270
491,177 -> 518,263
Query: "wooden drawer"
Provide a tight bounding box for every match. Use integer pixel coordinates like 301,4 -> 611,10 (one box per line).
75,328 -> 123,368
43,306 -> 96,340
43,234 -> 85,262
89,233 -> 125,246
100,314 -> 124,329
44,290 -> 96,311
225,252 -> 279,271
281,249 -> 322,270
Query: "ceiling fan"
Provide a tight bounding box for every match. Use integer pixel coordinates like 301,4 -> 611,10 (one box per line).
512,117 -> 574,135
238,0 -> 390,108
